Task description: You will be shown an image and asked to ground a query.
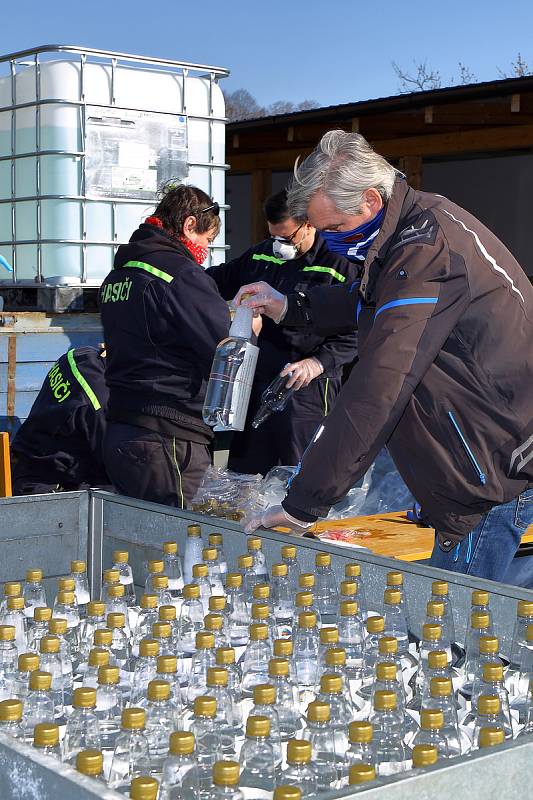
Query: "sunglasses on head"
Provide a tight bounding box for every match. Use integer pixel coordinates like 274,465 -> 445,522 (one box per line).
200,202 -> 220,216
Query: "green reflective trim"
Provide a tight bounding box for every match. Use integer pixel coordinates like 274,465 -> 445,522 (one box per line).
66,349 -> 101,411
252,253 -> 286,265
123,260 -> 174,283
324,377 -> 330,416
302,266 -> 346,283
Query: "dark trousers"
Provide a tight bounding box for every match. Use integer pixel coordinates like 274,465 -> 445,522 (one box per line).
103,422 -> 211,508
228,375 -> 340,476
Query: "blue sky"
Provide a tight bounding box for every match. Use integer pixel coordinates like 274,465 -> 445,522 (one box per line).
3,0 -> 533,107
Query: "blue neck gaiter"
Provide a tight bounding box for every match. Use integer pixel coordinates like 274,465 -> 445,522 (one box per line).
320,207 -> 385,262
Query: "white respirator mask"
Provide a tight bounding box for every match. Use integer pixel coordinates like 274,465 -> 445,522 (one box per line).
272,238 -> 299,260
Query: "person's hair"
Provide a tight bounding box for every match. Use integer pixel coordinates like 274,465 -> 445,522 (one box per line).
154,182 -> 221,237
287,130 -> 398,219
263,189 -> 306,225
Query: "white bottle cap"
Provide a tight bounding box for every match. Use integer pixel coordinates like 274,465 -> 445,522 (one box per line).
229,305 -> 253,339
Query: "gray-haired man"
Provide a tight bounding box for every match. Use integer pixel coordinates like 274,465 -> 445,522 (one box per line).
237,130 -> 533,585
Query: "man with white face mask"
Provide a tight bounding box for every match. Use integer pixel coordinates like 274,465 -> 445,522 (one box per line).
206,189 -> 359,475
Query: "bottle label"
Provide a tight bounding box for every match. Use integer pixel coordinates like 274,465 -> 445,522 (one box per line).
226,342 -> 259,431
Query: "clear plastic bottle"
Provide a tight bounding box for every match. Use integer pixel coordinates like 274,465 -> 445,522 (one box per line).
203,304 -> 259,433
54,576 -> 79,616
280,738 -> 317,794
268,657 -> 302,739
280,546 -> 300,594
108,707 -> 152,792
63,686 -> 101,764
237,554 -> 257,607
251,602 -> 275,645
152,574 -> 173,609
76,749 -> 106,784
369,690 -> 407,776
430,580 -> 456,644
383,588 -> 409,656
386,571 -> 410,632
160,730 -> 200,800
375,637 -> 407,709
14,651 -> 40,700
78,601 -> 107,664
0,698 -> 24,740
48,618 -> 74,700
344,564 -> 367,620
184,524 -> 204,586
294,591 -> 322,631
157,655 -> 183,725
206,667 -> 238,757
132,595 -> 159,654
348,763 -> 376,790
0,624 -> 19,701
96,664 -> 123,750
27,606 -> 52,653
317,673 -> 352,757
472,695 -> 507,749
371,662 -> 406,727
239,715 -> 275,794
23,670 -> 54,738
205,612 -> 229,649
192,564 -> 212,616
314,553 -> 339,617
3,596 -> 28,653
209,533 -> 228,576
343,720 -> 377,780
426,676 -> 464,757
247,537 -> 269,584
420,650 -> 452,707
0,582 -> 22,615
411,743 -> 438,772
478,726 -> 505,749
273,638 -> 296,682
209,596 -> 231,638
152,620 -> 175,657
191,695 -> 223,798
203,547 -> 225,596
144,560 -> 164,594
516,624 -> 533,699
106,584 -> 130,631
252,584 -> 272,614
225,573 -> 250,647
292,611 -> 320,692
108,612 -> 131,677
212,760 -> 244,800
270,563 -> 293,639
39,635 -> 65,719
424,604 -> 452,658
471,662 -> 512,738
130,638 -> 160,705
415,623 -> 446,702
144,679 -> 175,771
93,627 -> 114,659
33,722 -> 61,760
324,648 -> 356,714
130,776 -> 159,800
338,600 -> 365,686
159,604 -> 180,648
70,560 -> 90,616
178,584 -> 205,655
242,624 -> 272,693
411,708 -> 449,758
251,372 -> 294,429
317,626 -> 340,678
111,550 -> 136,606
52,591 -> 80,652
23,569 -> 47,618
163,541 -> 185,600
251,684 -> 282,766
83,647 -> 110,689
301,700 -> 338,791
102,569 -> 121,604
464,612 -> 494,692
471,590 -> 492,626
188,631 -> 217,705
361,615 -> 385,697
216,647 -> 243,729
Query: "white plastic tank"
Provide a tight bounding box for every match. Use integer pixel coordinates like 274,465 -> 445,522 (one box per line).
0,46 -> 228,286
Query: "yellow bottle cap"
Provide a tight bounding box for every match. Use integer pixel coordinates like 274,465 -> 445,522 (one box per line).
246,715 -> 270,737
88,648 -> 110,668
366,615 -> 385,634
169,731 -> 195,756
213,760 -> 240,787
207,667 -> 228,687
0,698 -> 22,722
420,708 -> 444,730
375,661 -> 397,681
157,655 -> 178,674
48,618 -> 68,635
203,547 -> 218,561
29,670 -> 52,691
340,580 -> 358,597
427,600 -> 445,617
253,684 -> 276,705
226,573 -> 243,588
273,639 -> 293,657
250,623 -> 269,641
196,631 -> 215,649
130,776 -> 159,800
209,533 -> 223,545
320,673 -> 343,694
428,650 -> 449,669
163,541 -> 178,555
349,763 -> 376,785
307,700 -> 330,723
384,588 -> 402,605
251,603 -> 270,620
57,591 -> 76,605
209,595 -> 227,612
478,726 -> 505,748
159,605 -> 177,622
247,537 -> 263,552
183,583 -> 200,600
113,550 -> 129,563
298,611 -> 317,629
478,695 -> 501,715
432,580 -> 449,596
73,687 -> 97,708
387,571 -> 404,587
70,560 -> 86,574
253,584 -> 270,600
107,584 -> 125,599
147,560 -> 164,574
274,788 -> 302,800
18,652 -> 40,672
518,600 -> 533,617
287,738 -> 311,764
295,592 -> 313,608
147,679 -> 170,702
483,662 -> 504,682
103,569 -> 119,585
298,573 -> 315,589
216,647 -> 236,666
373,689 -> 397,710
479,635 -> 499,654
26,569 -> 43,582
40,635 -> 60,654
472,590 -> 489,606
471,611 -> 490,630
422,623 -> 442,641
237,554 -> 253,570
345,563 -> 361,578
152,575 -> 169,590
94,628 -> 113,647
430,677 -> 453,697
121,707 -> 146,730
412,744 -> 438,768
34,607 -> 52,623
271,563 -> 288,577
281,545 -> 297,559
268,657 -> 289,677
87,601 -> 106,617
7,597 -> 24,611
315,552 -> 331,567
340,599 -> 358,616
140,594 -> 158,610
378,636 -> 398,655
76,749 -> 103,777
98,665 -> 120,685
139,638 -> 159,658
152,621 -> 172,639
33,722 -> 59,747
320,627 -> 339,645
194,695 -> 217,718
349,720 -> 373,744
108,612 -> 126,629
4,582 -> 21,597
187,524 -> 202,537
326,647 -> 347,667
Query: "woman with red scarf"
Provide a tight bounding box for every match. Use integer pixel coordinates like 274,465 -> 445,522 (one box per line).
99,183 -> 230,508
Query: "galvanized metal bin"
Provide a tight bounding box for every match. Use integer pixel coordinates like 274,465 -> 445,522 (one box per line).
1,488 -> 533,798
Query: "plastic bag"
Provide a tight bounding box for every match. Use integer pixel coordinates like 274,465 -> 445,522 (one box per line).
191,466 -> 265,521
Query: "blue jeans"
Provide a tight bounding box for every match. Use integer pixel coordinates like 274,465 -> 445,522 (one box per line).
429,489 -> 533,584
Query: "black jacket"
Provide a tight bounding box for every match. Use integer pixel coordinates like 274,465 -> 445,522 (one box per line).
207,234 -> 359,381
99,224 -> 230,443
281,179 -> 533,546
11,346 -> 109,486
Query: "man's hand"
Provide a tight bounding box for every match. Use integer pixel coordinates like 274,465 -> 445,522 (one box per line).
244,504 -> 314,535
233,282 -> 288,324
281,357 -> 323,391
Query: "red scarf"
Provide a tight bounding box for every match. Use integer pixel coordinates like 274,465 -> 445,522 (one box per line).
144,216 -> 208,265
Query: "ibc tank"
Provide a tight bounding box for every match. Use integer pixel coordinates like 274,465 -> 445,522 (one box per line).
0,45 -> 229,286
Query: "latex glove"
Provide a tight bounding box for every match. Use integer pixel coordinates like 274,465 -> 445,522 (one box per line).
244,504 -> 314,535
281,357 -> 324,391
233,282 -> 288,323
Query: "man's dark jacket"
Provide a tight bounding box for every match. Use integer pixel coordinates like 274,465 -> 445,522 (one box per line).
281,179 -> 533,548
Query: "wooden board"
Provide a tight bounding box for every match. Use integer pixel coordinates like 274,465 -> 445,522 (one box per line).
309,512 -> 533,562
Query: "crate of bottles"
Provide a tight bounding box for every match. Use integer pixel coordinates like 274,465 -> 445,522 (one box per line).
1,489 -> 533,799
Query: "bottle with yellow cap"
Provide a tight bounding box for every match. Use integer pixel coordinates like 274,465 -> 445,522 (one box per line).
270,563 -> 293,638
184,524 -> 204,585
204,611 -> 230,650
267,657 -> 302,739
293,611 -> 320,689
383,587 -> 409,656
300,700 -> 338,791
478,726 -> 505,749
178,584 -> 205,655
348,762 -> 377,790
247,536 -> 269,584
273,786 -> 301,800
158,603 -> 180,646
33,721 -> 61,759
2,595 -> 28,652
216,647 -> 243,714
63,686 -> 101,764
102,569 -> 121,604
14,651 -> 40,700
252,584 -> 272,615
105,583 -> 130,633
96,665 -> 123,749
471,661 -> 512,738
471,589 -> 492,621
317,626 -> 339,675
78,601 -> 107,663
76,749 -> 106,783
386,571 -> 411,629
344,721 -> 377,782
371,661 -> 407,725
338,598 -> 365,683
191,696 -> 223,795
472,695 -> 506,749
27,606 -> 53,653
251,683 -> 282,766
209,532 -> 227,576
192,563 -> 213,616
130,638 -> 160,705
250,602 -> 275,646
144,560 -> 164,594
153,574 -> 173,609
152,619 -> 175,657
293,591 -> 322,633
129,775 -> 159,800
203,547 -> 225,596
344,562 -> 367,618
424,601 -> 453,658
0,698 -> 24,740
237,553 -> 257,608
159,730 -> 200,800
239,715 -> 275,793
464,613 -> 496,689
161,540 -> 184,600
0,582 -> 22,615
206,666 -> 239,755
108,707 -> 152,792
23,569 -> 47,618
410,743 -> 438,772
132,595 -> 160,653
47,616 -> 75,695
23,670 -> 54,737
320,648 -> 358,716
211,759 -> 244,800
425,676 -> 464,757
144,678 -> 175,769
361,615 -> 385,696
430,580 -> 456,644
187,631 -> 217,705
316,673 -> 352,756
369,690 -> 407,776
411,708 -> 449,758
39,634 -> 66,718
414,623 -> 447,703
225,572 -> 250,647
156,655 -> 183,725
281,738 -> 317,794
70,559 -> 90,614
314,552 -> 339,617
53,578 -> 80,635
280,545 -> 300,593
110,550 -> 135,605
82,646 -> 110,690
208,595 -> 231,638
108,611 -> 131,672
242,624 -> 272,693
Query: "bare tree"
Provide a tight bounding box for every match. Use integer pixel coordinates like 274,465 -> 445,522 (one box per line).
224,89 -> 266,122
392,60 -> 442,92
498,52 -> 532,78
457,62 -> 476,85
